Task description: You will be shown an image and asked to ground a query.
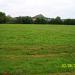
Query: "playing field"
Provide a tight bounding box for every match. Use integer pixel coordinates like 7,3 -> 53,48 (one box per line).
0,24 -> 75,75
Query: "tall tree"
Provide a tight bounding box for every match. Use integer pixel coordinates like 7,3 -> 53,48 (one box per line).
54,16 -> 63,24
0,12 -> 6,23
14,16 -> 33,24
64,19 -> 75,25
34,17 -> 47,24
6,15 -> 13,23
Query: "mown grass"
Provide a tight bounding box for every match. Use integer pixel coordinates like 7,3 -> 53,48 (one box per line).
0,24 -> 75,75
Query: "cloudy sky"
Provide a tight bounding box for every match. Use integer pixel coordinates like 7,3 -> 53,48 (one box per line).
0,0 -> 75,18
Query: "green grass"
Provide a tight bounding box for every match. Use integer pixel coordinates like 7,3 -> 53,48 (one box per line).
0,24 -> 75,75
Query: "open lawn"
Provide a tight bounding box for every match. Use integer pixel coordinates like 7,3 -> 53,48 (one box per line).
0,24 -> 75,75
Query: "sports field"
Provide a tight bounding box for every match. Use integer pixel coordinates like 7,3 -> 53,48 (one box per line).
0,24 -> 75,75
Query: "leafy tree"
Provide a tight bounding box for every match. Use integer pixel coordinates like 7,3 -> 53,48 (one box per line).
6,15 -> 13,23
54,16 -> 63,24
14,16 -> 33,24
49,18 -> 55,24
34,17 -> 47,24
22,16 -> 33,24
0,12 -> 6,23
14,17 -> 23,24
49,17 -> 63,24
64,19 -> 75,25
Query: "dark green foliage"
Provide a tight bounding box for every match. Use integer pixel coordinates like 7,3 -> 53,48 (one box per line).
6,15 -> 14,24
49,18 -> 55,24
54,16 -> 63,24
14,17 -> 23,24
0,11 -> 75,25
14,16 -> 33,24
34,17 -> 47,24
49,16 -> 63,24
0,12 -> 6,23
64,19 -> 75,25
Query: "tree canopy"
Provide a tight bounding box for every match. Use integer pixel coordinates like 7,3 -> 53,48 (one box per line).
0,12 -> 6,23
0,11 -> 75,25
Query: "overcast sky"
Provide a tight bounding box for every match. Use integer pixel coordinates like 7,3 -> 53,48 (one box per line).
0,0 -> 75,18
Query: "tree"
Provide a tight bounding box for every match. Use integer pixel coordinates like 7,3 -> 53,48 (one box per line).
22,16 -> 33,24
49,18 -> 55,24
0,12 -> 6,23
14,17 -> 23,24
14,16 -> 33,24
54,16 -> 63,24
34,17 -> 47,24
6,15 -> 13,23
49,17 -> 63,24
64,19 -> 75,25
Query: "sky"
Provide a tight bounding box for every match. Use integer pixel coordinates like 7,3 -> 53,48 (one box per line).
0,0 -> 75,18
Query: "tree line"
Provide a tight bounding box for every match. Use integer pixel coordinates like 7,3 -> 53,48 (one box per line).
0,11 -> 75,25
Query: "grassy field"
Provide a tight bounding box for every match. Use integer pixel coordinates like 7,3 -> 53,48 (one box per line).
0,24 -> 75,75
